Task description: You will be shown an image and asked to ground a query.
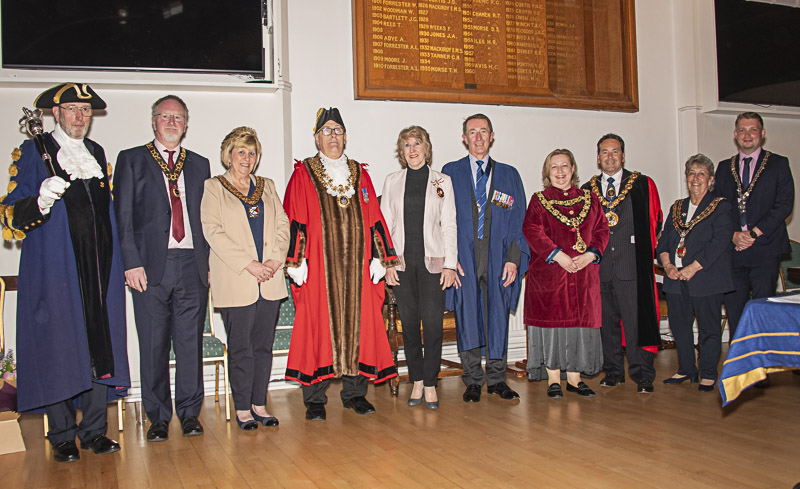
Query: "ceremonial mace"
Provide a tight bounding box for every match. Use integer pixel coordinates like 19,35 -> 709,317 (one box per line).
19,107 -> 56,177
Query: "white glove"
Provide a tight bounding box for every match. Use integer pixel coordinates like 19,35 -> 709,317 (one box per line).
286,258 -> 308,286
369,258 -> 386,284
38,176 -> 70,214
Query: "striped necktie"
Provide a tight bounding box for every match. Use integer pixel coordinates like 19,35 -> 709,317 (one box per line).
476,160 -> 487,239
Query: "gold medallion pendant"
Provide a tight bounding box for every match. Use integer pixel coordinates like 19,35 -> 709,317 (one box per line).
573,228 -> 588,253
172,187 -> 180,198
437,187 -> 444,198
248,205 -> 260,218
338,195 -> 350,208
676,238 -> 686,258
606,211 -> 618,227
606,187 -> 616,198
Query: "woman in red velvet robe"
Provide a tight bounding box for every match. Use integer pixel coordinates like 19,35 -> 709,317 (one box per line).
523,149 -> 609,399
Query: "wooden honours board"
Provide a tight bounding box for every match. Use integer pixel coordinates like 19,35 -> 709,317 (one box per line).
353,0 -> 638,112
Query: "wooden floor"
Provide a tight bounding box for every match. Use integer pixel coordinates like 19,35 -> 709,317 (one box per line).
1,348 -> 799,489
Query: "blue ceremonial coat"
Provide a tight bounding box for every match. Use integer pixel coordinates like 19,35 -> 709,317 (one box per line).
3,138 -> 129,412
442,156 -> 530,359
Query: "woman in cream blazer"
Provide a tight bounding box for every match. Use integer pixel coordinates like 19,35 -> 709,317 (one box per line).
201,127 -> 290,430
380,125 -> 457,409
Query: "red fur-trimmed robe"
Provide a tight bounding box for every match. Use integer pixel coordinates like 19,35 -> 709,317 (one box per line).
283,156 -> 398,385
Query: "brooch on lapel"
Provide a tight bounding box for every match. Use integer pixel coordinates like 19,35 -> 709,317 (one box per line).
361,187 -> 369,203
431,177 -> 445,198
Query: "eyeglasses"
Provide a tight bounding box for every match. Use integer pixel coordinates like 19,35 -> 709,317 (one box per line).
59,105 -> 93,116
154,113 -> 186,123
318,126 -> 344,136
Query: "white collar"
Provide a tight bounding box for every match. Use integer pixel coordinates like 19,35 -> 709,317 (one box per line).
51,124 -> 103,181
153,139 -> 181,157
603,169 -> 623,185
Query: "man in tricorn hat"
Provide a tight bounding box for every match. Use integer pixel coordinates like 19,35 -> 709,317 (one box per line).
283,107 -> 398,420
0,83 -> 130,462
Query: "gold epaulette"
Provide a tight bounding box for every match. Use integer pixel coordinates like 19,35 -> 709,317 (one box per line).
1,147 -> 26,241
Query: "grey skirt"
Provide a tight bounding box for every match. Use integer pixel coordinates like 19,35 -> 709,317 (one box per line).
526,325 -> 603,381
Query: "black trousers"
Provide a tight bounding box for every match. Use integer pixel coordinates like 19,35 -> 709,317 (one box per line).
460,236 -> 507,386
666,284 -> 723,381
394,258 -> 445,387
219,299 -> 280,411
600,278 -> 655,383
132,249 -> 208,423
302,375 -> 368,405
724,255 -> 780,338
45,382 -> 108,445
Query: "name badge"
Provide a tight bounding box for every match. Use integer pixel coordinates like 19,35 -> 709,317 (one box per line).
490,190 -> 514,209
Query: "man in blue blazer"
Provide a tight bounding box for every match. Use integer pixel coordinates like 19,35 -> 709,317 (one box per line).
714,112 -> 794,340
442,114 -> 530,403
113,95 -> 211,441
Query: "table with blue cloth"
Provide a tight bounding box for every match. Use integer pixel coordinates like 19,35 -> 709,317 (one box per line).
719,294 -> 800,406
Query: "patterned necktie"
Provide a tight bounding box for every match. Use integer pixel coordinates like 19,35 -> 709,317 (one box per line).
166,150 -> 185,242
606,176 -> 616,201
476,160 -> 488,239
741,156 -> 752,190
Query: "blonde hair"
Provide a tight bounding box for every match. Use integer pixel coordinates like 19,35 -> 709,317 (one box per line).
395,125 -> 433,168
220,126 -> 262,172
542,149 -> 579,188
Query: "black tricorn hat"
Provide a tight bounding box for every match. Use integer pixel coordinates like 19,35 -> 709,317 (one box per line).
313,107 -> 345,134
34,83 -> 107,109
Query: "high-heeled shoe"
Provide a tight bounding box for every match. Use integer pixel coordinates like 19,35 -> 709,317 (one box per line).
408,394 -> 423,407
236,415 -> 258,431
251,408 -> 279,427
698,380 -> 716,392
663,373 -> 699,385
423,389 -> 439,410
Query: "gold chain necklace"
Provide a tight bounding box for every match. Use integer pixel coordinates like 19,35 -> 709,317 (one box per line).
216,175 -> 265,218
589,171 -> 639,227
146,142 -> 186,182
671,197 -> 724,258
535,189 -> 592,253
308,157 -> 357,208
730,152 -> 769,216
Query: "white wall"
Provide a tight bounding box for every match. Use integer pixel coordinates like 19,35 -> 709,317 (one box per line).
1,0 -> 798,377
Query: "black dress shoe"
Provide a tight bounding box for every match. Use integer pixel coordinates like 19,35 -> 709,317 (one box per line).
547,383 -> 563,398
663,373 -> 699,384
305,402 -> 326,421
566,381 -> 596,397
251,409 -> 279,427
80,434 -> 121,454
463,384 -> 481,402
599,376 -> 625,387
53,440 -> 80,463
698,380 -> 716,392
343,396 -> 376,415
487,381 -> 520,400
180,416 -> 204,437
637,381 -> 655,393
146,420 -> 169,442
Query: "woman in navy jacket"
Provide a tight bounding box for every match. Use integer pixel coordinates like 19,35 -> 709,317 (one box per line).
657,154 -> 735,392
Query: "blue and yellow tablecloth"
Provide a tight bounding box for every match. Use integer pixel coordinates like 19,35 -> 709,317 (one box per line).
720,294 -> 800,406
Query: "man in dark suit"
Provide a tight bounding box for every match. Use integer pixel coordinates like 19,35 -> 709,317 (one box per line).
714,112 -> 794,341
113,95 -> 210,441
581,134 -> 662,394
441,114 -> 530,403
